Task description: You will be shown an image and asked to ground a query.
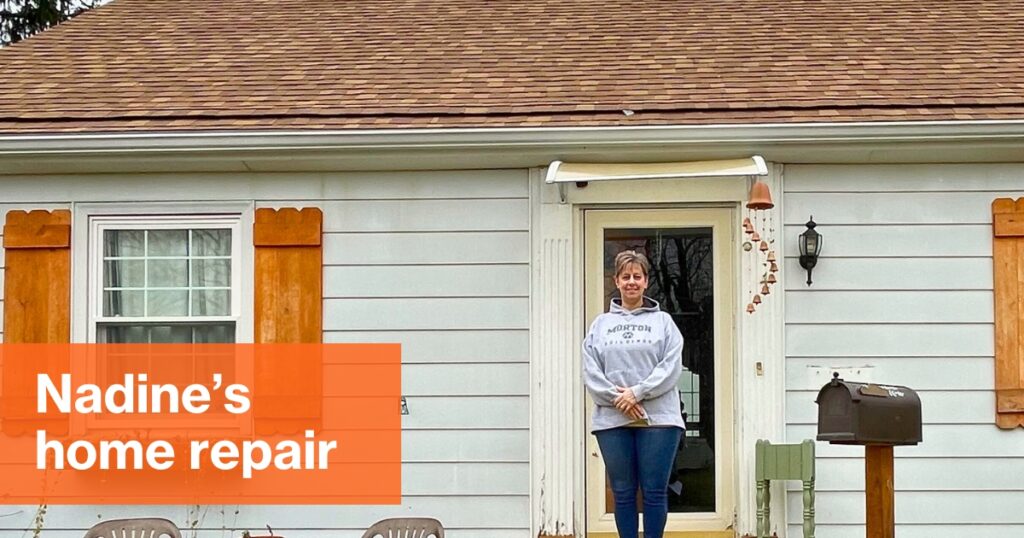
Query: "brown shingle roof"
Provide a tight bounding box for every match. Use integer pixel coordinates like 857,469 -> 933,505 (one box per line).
2,0 -> 1024,133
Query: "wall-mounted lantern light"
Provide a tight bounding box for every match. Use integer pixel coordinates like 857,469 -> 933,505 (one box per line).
798,217 -> 822,286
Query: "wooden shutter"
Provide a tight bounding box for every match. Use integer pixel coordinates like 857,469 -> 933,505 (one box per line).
992,198 -> 1024,429
2,210 -> 72,436
253,207 -> 323,434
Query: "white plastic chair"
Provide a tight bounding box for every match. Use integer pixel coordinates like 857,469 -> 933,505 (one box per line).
84,518 -> 181,538
360,517 -> 444,538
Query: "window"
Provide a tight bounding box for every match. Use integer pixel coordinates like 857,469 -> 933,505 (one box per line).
84,213 -> 251,344
77,211 -> 252,431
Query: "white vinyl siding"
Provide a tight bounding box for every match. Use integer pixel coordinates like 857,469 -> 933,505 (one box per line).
783,164 -> 1024,538
0,169 -> 530,538
312,174 -> 530,537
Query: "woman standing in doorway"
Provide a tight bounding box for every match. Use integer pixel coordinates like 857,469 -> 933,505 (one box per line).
582,250 -> 685,538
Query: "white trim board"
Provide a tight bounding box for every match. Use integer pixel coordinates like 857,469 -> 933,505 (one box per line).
4,121 -> 1024,174
528,165 -> 786,537
71,201 -> 255,344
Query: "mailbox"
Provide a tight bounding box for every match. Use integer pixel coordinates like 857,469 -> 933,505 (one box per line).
815,372 -> 922,446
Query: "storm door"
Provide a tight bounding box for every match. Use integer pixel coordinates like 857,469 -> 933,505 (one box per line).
584,208 -> 735,537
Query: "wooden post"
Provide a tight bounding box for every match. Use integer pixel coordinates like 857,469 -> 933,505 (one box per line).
865,445 -> 895,538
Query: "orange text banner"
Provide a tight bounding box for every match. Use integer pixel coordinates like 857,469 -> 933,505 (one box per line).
0,343 -> 401,504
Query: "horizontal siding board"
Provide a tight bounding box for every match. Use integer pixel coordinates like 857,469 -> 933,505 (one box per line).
0,170 -> 527,202
324,265 -> 528,298
0,497 -> 529,530
785,191 -> 1024,225
786,390 -> 994,424
402,430 -> 528,462
783,257 -> 992,290
402,462 -> 528,495
321,363 -> 528,396
0,429 -> 529,465
323,232 -> 529,265
270,531 -> 529,538
315,199 -> 528,232
786,324 -> 993,357
786,490 -> 1024,524
787,424 -> 1024,458
316,170 -> 528,199
785,164 -> 1024,193
399,363 -> 529,396
0,532 -> 528,538
393,396 -> 529,430
277,531 -> 528,538
786,357 -> 993,391
324,330 -> 528,363
323,298 -> 528,330
781,224 -> 991,257
785,290 -> 992,323
799,457 -> 1024,492
786,524 -> 1024,538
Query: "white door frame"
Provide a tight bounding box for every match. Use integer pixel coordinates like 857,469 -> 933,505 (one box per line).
529,165 -> 787,537
582,208 -> 737,535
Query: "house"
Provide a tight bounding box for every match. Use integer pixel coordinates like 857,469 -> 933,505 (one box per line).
1,0 -> 1023,537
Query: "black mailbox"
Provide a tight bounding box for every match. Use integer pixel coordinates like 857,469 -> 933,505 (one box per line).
815,373 -> 922,446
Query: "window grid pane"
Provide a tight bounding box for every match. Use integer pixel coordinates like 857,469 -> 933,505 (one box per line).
100,323 -> 236,344
102,228 -> 233,319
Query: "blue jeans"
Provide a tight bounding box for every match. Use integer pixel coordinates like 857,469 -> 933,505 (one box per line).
595,426 -> 683,538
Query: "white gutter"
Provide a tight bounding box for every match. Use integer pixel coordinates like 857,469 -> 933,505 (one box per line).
3,120 -> 1024,154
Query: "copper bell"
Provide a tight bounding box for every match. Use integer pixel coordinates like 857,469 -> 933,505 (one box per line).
770,261 -> 779,272
751,231 -> 761,242
743,217 -> 754,234
767,251 -> 777,262
753,294 -> 762,304
762,284 -> 770,295
746,303 -> 755,314
767,273 -> 777,284
759,240 -> 769,252
746,180 -> 774,210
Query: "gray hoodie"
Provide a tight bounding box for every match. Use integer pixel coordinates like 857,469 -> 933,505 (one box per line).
582,297 -> 685,432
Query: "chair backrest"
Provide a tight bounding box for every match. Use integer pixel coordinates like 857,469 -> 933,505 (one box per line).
360,517 -> 444,538
755,439 -> 815,482
84,518 -> 182,538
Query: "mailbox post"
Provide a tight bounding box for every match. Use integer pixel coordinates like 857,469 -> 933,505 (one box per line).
815,373 -> 922,538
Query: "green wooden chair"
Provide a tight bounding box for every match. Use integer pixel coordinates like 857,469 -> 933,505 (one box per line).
755,439 -> 815,538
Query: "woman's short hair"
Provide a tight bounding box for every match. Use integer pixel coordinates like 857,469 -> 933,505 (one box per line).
614,250 -> 650,278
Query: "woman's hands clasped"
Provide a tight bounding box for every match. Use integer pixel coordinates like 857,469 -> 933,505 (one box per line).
614,386 -> 645,420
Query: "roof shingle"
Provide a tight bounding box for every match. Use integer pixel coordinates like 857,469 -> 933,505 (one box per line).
2,0 -> 1024,132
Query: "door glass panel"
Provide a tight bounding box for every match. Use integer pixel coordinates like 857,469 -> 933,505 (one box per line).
603,227 -> 716,514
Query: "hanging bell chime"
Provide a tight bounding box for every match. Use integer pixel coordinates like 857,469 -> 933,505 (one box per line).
746,180 -> 774,210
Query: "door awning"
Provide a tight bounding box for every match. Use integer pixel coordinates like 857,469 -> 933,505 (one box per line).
545,156 -> 767,183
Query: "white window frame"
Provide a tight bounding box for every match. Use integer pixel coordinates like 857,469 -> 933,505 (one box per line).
90,217 -> 240,340
72,202 -> 255,344
70,202 -> 255,434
